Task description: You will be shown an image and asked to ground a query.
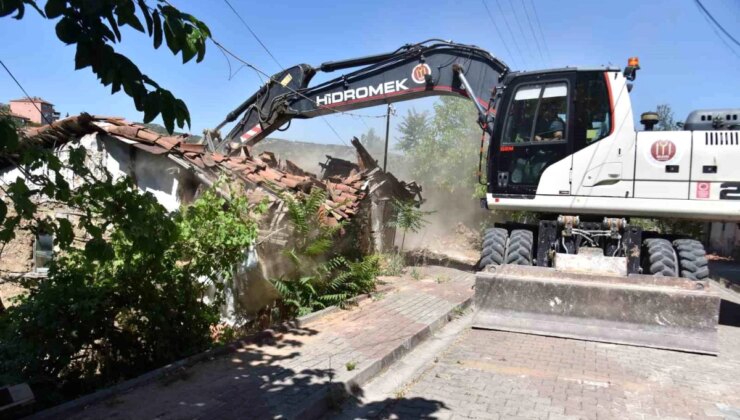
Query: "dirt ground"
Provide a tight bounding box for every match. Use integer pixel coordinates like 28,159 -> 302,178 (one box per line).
404,222 -> 482,265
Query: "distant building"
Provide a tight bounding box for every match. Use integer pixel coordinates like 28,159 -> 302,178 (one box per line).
9,97 -> 59,125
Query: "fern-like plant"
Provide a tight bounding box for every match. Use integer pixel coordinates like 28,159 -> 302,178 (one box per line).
268,188 -> 380,319
388,199 -> 434,252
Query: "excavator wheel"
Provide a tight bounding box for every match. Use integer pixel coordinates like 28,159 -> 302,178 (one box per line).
504,229 -> 534,265
480,228 -> 508,268
642,238 -> 679,277
673,239 -> 710,280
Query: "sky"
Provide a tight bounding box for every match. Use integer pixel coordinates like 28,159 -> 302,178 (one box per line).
1,0 -> 740,148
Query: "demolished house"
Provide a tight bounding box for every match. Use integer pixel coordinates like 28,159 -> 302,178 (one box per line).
0,113 -> 421,317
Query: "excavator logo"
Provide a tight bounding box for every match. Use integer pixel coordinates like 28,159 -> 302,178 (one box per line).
411,64 -> 431,84
315,79 -> 409,106
650,140 -> 677,162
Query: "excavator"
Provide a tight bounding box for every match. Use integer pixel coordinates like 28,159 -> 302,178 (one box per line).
209,39 -> 737,354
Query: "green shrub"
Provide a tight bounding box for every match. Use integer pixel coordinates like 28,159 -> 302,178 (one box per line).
0,183 -> 260,406
269,189 -> 380,318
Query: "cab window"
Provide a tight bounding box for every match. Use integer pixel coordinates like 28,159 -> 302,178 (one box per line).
503,82 -> 568,145
574,72 -> 611,149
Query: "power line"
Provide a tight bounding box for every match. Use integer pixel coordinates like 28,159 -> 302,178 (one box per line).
694,0 -> 740,58
481,0 -> 520,69
528,0 -> 553,66
493,0 -> 528,69
507,0 -> 538,67
213,40 -> 393,148
520,0 -> 546,67
221,0 -> 379,144
222,0 -> 284,70
695,0 -> 740,48
0,58 -> 53,125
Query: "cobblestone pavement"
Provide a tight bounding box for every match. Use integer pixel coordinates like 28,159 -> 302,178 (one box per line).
373,283 -> 740,420
61,266 -> 473,420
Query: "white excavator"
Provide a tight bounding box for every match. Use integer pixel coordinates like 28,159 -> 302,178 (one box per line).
209,40 -> 737,354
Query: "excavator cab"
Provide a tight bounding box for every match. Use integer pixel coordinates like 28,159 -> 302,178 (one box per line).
488,69 -> 613,198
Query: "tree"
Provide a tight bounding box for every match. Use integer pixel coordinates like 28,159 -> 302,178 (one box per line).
396,108 -> 430,153
360,127 -> 384,155
405,96 -> 481,195
1,1 -> 214,256
1,1 -> 210,134
656,104 -> 680,131
388,198 -> 433,252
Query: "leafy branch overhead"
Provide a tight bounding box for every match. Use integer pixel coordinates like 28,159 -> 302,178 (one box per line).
0,0 -> 211,133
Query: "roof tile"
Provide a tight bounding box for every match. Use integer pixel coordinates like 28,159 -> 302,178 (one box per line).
18,113 -> 418,224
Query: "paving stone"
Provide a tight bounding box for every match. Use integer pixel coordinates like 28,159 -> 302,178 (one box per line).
376,285 -> 740,420
59,266 -> 474,419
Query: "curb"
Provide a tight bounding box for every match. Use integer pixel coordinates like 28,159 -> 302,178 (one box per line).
291,295 -> 474,420
29,285 -> 395,420
403,250 -> 477,272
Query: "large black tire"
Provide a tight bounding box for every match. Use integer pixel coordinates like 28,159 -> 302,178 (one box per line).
673,239 -> 709,280
642,238 -> 678,276
480,228 -> 507,268
504,229 -> 534,265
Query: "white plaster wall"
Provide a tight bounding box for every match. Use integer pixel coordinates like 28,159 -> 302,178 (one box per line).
2,133 -> 184,212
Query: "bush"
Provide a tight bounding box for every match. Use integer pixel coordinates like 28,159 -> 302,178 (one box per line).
269,188 -> 380,318
0,183 -> 260,406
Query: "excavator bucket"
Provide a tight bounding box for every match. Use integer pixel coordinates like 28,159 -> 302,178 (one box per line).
473,265 -> 721,355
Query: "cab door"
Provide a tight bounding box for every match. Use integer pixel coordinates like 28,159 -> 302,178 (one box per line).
489,72 -> 575,197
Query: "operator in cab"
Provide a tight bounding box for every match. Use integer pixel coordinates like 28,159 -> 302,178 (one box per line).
534,102 -> 565,141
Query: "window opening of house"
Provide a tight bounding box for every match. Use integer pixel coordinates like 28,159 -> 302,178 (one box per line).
34,232 -> 54,273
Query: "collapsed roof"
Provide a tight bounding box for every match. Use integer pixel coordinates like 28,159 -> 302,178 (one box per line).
17,113 -> 421,225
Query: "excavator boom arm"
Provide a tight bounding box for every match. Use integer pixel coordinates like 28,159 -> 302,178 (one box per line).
215,40 -> 509,151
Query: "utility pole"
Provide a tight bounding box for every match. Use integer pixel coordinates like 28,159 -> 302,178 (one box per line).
383,103 -> 395,171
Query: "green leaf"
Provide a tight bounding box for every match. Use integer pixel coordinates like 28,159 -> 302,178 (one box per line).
55,17 -> 80,44
138,0 -> 153,34
143,92 -> 160,123
44,0 -> 66,19
159,91 -> 175,134
105,10 -> 121,42
74,42 -> 92,70
163,16 -> 181,55
181,29 -> 199,64
152,10 -> 162,48
0,119 -> 19,152
56,218 -> 74,249
174,98 -> 189,128
115,0 -> 144,33
84,237 -> 114,261
7,180 -> 35,219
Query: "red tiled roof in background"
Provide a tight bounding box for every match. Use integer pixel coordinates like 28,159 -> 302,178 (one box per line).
20,113 -> 368,223
9,97 -> 54,106
0,110 -> 30,121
